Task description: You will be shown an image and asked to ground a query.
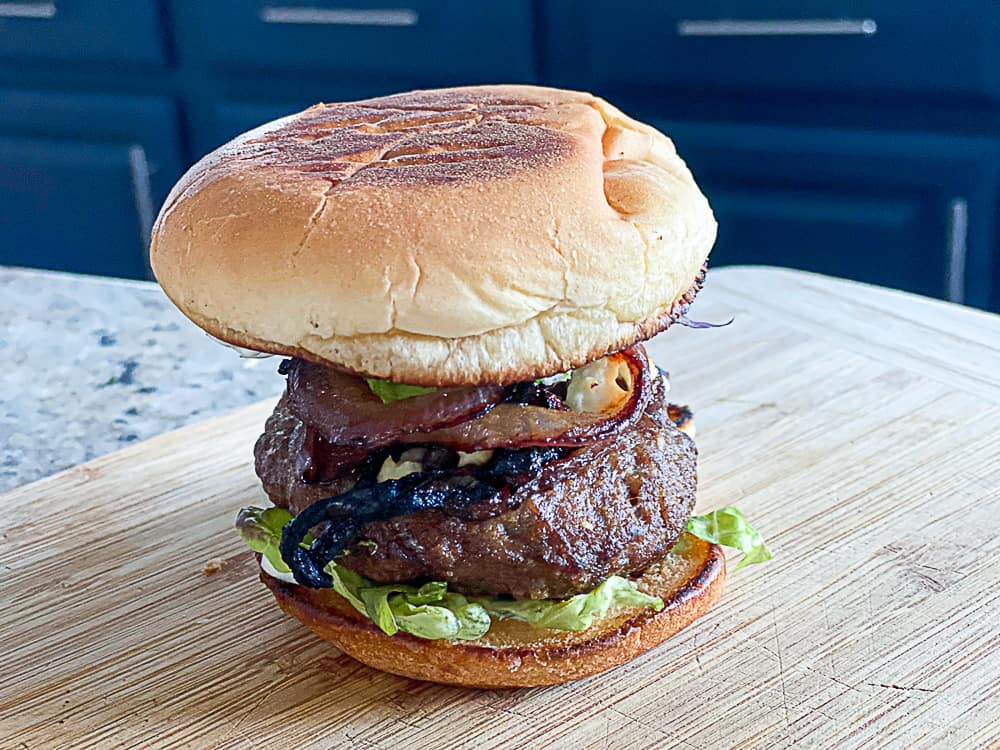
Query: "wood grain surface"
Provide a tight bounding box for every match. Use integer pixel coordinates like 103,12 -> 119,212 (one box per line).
2,266 -> 999,750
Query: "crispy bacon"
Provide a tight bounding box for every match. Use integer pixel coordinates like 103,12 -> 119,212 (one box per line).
285,360 -> 505,448
400,348 -> 656,451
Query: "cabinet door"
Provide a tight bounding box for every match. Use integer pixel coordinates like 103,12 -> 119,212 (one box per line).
0,92 -> 183,279
651,121 -> 1000,309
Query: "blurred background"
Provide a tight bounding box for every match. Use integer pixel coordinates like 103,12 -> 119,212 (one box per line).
1,0 -> 998,311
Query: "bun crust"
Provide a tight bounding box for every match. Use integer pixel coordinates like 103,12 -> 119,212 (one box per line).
151,85 -> 716,385
260,534 -> 726,688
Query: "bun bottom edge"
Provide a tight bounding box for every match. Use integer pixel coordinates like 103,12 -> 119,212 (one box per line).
260,536 -> 727,688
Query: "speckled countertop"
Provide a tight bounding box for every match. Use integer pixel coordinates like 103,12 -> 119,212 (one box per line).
0,266 -> 283,492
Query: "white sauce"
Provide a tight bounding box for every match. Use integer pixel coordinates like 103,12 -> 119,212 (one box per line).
457,449 -> 494,467
376,457 -> 424,482
378,448 -> 494,479
260,554 -> 298,585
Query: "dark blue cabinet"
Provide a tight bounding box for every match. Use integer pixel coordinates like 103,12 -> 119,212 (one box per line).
0,92 -> 183,278
653,121 -> 1000,307
543,0 -> 1000,101
0,0 -> 166,67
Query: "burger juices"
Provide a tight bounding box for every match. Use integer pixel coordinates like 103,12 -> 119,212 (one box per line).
151,85 -> 769,687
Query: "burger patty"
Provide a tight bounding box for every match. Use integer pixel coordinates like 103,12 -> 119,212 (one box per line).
254,397 -> 359,513
255,398 -> 697,599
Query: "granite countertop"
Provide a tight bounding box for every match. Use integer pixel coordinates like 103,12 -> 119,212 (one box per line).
0,266 -> 283,492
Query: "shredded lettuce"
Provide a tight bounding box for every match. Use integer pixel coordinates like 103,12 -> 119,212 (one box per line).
365,378 -> 437,404
686,506 -> 772,570
330,565 -> 491,640
475,576 -> 663,631
327,562 -> 657,639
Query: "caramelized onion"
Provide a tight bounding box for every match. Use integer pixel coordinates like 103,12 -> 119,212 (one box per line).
285,360 -> 505,448
401,347 -> 656,451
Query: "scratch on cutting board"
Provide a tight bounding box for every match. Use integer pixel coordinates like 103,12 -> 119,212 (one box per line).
692,630 -> 704,675
771,610 -> 793,727
798,662 -> 864,695
608,707 -> 699,749
219,681 -> 282,745
218,717 -> 257,749
864,683 -> 938,694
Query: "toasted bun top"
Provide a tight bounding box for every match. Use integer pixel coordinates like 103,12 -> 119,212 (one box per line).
151,85 -> 716,385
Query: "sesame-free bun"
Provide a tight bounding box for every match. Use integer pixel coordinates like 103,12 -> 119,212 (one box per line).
151,85 -> 716,385
260,533 -> 725,688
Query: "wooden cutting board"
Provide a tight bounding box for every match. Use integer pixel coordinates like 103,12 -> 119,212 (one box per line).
2,267 -> 999,750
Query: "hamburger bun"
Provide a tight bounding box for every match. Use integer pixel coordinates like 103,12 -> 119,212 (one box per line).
151,85 -> 716,386
260,533 -> 725,688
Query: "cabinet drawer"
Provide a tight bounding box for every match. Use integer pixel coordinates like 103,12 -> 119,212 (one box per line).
651,121 -> 1000,308
543,0 -> 1000,100
0,0 -> 165,66
0,92 -> 183,279
173,0 -> 536,82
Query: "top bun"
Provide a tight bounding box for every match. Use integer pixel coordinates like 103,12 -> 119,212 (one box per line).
151,85 -> 716,385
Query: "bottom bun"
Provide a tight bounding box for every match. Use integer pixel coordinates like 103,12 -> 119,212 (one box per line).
261,533 -> 725,688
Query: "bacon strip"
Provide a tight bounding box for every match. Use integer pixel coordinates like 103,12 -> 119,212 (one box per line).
400,348 -> 656,451
285,360 -> 505,448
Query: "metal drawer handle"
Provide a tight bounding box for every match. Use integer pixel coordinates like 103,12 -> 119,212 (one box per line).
260,6 -> 418,27
0,1 -> 56,19
677,18 -> 877,37
945,198 -> 968,304
128,145 -> 155,255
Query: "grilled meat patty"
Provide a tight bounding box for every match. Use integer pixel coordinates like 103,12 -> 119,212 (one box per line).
255,396 -> 697,599
254,397 -> 359,513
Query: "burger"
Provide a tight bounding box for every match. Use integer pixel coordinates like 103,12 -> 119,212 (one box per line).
150,85 -> 769,688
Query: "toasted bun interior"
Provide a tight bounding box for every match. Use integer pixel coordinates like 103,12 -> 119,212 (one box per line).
260,533 -> 725,688
151,85 -> 716,385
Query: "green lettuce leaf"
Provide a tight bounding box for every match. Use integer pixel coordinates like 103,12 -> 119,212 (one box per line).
327,561 -> 368,613
235,506 -> 295,573
476,575 -> 663,631
442,593 -> 495,640
686,506 -> 772,571
331,566 -> 490,640
387,597 -> 460,638
365,378 -> 437,404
